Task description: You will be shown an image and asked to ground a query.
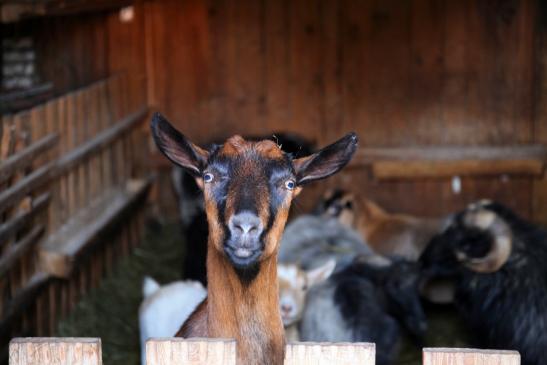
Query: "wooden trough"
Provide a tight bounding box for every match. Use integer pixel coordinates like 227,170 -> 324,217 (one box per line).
7,338 -> 520,365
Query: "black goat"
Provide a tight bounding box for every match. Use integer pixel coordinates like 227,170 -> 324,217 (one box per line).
173,133 -> 316,285
420,200 -> 547,365
300,255 -> 427,365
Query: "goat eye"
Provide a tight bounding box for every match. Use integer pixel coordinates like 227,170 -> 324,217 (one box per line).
285,180 -> 296,190
203,173 -> 214,183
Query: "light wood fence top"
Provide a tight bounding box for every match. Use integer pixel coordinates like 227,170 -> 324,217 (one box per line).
9,338 -> 523,365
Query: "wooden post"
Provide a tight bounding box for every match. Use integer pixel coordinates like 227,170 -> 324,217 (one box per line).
285,342 -> 375,365
9,338 -> 102,365
423,348 -> 520,365
146,338 -> 236,365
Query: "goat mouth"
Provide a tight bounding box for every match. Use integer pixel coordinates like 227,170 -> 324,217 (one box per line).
224,245 -> 262,268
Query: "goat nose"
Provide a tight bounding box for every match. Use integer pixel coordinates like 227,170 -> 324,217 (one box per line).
281,304 -> 292,312
230,212 -> 263,236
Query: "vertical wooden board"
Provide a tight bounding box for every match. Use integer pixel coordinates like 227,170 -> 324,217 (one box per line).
466,0 -> 534,145
285,342 -> 375,365
287,0 -> 323,142
9,338 -> 102,365
423,348 -> 520,365
341,0 -> 411,146
146,339 -> 236,365
225,0 -> 264,135
263,0 -> 290,135
407,0 -> 445,145
439,0 -> 470,144
321,0 -> 343,145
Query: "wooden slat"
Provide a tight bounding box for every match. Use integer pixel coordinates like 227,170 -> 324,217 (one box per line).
0,225 -> 44,277
40,176 -> 153,277
55,106 -> 148,174
284,342 -> 375,365
0,162 -> 55,214
0,133 -> 59,183
372,160 -> 544,180
9,338 -> 101,365
423,348 -> 520,365
353,145 -> 547,163
146,338 -> 236,365
0,192 -> 50,244
0,271 -> 50,337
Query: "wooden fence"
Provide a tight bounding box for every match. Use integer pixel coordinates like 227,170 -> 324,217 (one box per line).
0,74 -> 152,361
8,338 -> 521,365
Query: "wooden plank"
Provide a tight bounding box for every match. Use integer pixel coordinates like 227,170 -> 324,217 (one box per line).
372,159 -> 544,180
0,163 -> 55,215
0,133 -> 59,184
423,348 -> 520,365
0,225 -> 44,277
145,338 -> 236,365
9,338 -> 102,365
40,176 -> 153,277
55,106 -> 148,174
284,342 -> 375,365
0,192 -> 50,243
352,145 -> 547,164
0,271 -> 50,337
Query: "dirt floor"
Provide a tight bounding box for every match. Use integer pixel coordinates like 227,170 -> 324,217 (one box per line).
56,221 -> 470,365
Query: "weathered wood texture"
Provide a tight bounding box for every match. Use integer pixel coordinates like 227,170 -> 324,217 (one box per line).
145,0 -> 545,221
285,342 -> 375,365
146,339 -> 236,365
423,348 -> 520,365
0,74 -> 150,362
9,338 -> 102,365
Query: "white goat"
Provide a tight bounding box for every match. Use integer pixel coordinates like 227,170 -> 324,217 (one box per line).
138,277 -> 206,365
277,260 -> 336,341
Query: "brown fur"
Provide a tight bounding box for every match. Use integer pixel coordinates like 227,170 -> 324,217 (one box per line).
358,199 -> 442,260
151,121 -> 357,365
178,138 -> 295,365
321,190 -> 442,260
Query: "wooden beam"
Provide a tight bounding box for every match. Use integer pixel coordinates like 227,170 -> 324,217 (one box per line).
285,342 -> 375,365
0,192 -> 50,244
1,1 -> 133,23
372,159 -> 544,180
0,133 -> 59,184
56,107 -> 148,174
0,271 -> 50,337
0,225 -> 44,277
146,339 -> 236,365
9,338 -> 102,365
0,162 -> 55,215
343,146 -> 547,179
423,348 -> 520,365
352,145 -> 547,164
40,176 -> 153,277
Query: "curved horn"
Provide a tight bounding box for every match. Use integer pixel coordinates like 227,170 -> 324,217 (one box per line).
455,209 -> 512,273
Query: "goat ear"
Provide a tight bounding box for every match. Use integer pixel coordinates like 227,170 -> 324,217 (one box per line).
306,259 -> 336,287
293,133 -> 358,185
151,113 -> 209,176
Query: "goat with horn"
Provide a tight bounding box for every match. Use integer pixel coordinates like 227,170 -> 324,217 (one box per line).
151,113 -> 358,365
420,200 -> 547,365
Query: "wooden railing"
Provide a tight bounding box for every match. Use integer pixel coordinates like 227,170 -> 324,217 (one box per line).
8,338 -> 521,365
0,73 -> 152,360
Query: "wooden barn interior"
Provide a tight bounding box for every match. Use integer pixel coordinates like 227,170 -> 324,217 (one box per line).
1,0 -> 546,364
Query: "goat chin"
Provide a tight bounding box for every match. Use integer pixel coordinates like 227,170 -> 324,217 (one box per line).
138,277 -> 207,365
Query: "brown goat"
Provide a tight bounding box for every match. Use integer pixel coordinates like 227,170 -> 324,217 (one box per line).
317,190 -> 442,260
151,114 -> 358,365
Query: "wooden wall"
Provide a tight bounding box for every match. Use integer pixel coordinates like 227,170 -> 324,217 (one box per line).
145,0 -> 544,220
1,3 -> 147,97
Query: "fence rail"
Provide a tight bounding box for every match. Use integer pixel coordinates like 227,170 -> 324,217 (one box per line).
0,73 -> 151,361
8,338 -> 521,365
